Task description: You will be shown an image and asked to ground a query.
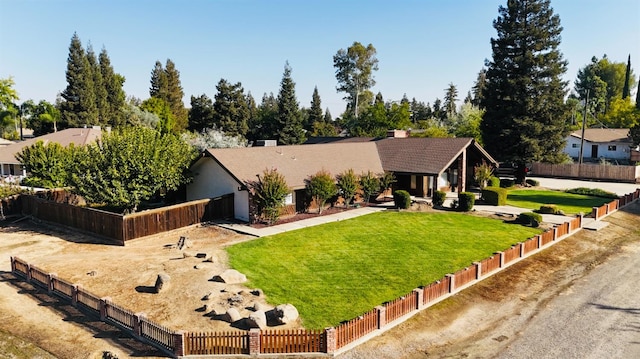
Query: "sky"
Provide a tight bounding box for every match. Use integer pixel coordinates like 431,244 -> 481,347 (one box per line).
1,0 -> 639,118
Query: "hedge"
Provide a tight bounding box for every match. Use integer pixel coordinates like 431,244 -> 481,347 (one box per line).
489,176 -> 500,187
500,178 -> 516,188
482,187 -> 508,206
538,204 -> 559,214
525,178 -> 540,186
457,192 -> 475,212
393,190 -> 411,209
518,212 -> 542,227
433,190 -> 447,207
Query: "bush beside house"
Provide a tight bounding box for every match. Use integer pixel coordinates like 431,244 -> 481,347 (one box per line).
393,190 -> 411,209
482,187 -> 508,206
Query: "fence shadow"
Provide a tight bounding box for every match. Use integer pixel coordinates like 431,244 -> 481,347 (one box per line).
0,271 -> 169,357
0,219 -> 120,246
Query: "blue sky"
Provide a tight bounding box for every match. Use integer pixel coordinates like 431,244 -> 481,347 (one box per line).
1,0 -> 639,118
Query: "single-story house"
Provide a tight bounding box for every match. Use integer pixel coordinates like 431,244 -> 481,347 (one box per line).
564,128 -> 637,161
187,137 -> 497,222
0,127 -> 102,181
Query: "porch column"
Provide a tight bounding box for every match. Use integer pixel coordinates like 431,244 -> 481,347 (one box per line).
458,150 -> 466,193
432,174 -> 439,196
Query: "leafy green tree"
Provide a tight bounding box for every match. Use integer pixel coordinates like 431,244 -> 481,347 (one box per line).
473,160 -> 494,189
59,33 -> 98,127
623,55 -> 631,99
575,55 -> 636,115
311,119 -> 337,137
410,98 -> 432,123
601,97 -> 640,128
307,86 -> 324,131
149,59 -> 187,132
0,77 -> 19,138
481,0 -> 571,172
26,100 -> 60,136
452,103 -> 484,144
443,83 -> 458,118
212,79 -> 250,137
0,77 -> 19,108
336,169 -> 359,207
99,48 -> 126,128
16,141 -> 74,188
305,170 -> 336,214
140,97 -> 175,133
249,168 -> 290,224
413,119 -> 452,138
379,171 -> 396,194
248,92 -> 278,142
276,62 -> 305,144
347,101 -> 390,137
630,123 -> 640,147
183,126 -> 248,152
121,101 -> 160,129
188,94 -> 215,132
333,41 -> 379,119
70,127 -> 196,212
359,170 -> 380,205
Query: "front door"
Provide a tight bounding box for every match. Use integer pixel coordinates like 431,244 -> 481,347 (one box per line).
591,145 -> 598,158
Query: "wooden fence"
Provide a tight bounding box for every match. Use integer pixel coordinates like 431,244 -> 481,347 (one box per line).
18,193 -> 234,244
7,188 -> 639,358
531,162 -> 639,183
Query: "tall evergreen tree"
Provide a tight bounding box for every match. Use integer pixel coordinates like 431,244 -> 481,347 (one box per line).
276,62 -> 305,144
212,79 -> 250,137
307,86 -> 324,131
481,0 -> 570,170
87,45 -> 108,125
164,59 -> 188,132
622,55 -> 631,99
248,92 -> 278,142
443,83 -> 458,118
188,94 -> 215,132
59,33 -> 98,128
636,75 -> 640,110
99,48 -> 126,128
471,68 -> 487,106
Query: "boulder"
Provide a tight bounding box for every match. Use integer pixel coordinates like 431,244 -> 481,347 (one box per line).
212,269 -> 247,284
154,273 -> 170,293
274,304 -> 299,324
221,307 -> 242,323
202,292 -> 213,301
246,310 -> 267,329
253,302 -> 267,312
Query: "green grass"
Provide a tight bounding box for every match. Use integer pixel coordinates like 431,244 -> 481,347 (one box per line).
506,189 -> 612,214
227,211 -> 541,329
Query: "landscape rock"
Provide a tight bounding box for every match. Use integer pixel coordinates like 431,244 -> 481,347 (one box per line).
177,236 -> 192,250
222,307 -> 242,323
253,302 -> 267,312
274,304 -> 299,324
246,310 -> 267,329
227,294 -> 244,306
250,289 -> 263,297
183,251 -> 195,258
202,292 -> 213,301
212,269 -> 247,284
154,273 -> 170,293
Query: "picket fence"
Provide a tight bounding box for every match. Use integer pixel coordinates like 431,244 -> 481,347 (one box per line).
8,188 -> 639,357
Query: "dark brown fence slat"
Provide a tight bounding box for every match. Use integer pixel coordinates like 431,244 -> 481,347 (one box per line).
28,265 -> 49,288
384,291 -> 417,323
423,278 -> 450,305
51,277 -> 73,299
453,266 -> 477,289
184,331 -> 249,355
480,255 -> 501,275
141,319 -> 176,352
335,308 -> 378,349
260,329 -> 324,354
105,301 -> 135,330
77,288 -> 101,312
504,244 -> 521,264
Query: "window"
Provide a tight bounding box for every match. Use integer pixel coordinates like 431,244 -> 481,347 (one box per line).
284,193 -> 293,205
607,145 -> 617,151
410,175 -> 416,189
571,143 -> 579,148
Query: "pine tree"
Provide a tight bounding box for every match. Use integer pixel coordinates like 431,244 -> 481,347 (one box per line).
636,76 -> 640,110
99,48 -> 126,128
59,33 -> 98,128
149,61 -> 168,99
87,44 -> 108,125
307,86 -> 323,131
443,83 -> 458,118
212,79 -> 250,137
276,62 -> 305,144
481,0 -> 570,168
188,94 -> 215,132
164,59 -> 188,132
248,92 -> 278,142
622,55 -> 631,99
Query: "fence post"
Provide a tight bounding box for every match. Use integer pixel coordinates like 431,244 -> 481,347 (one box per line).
413,288 -> 423,310
536,235 -> 543,249
71,284 -> 80,307
325,327 -> 336,354
248,328 -> 260,355
495,252 -> 505,268
591,207 -> 598,220
376,305 -> 386,329
446,274 -> 455,292
25,264 -> 32,283
134,312 -> 146,338
47,273 -> 56,294
578,214 -> 583,229
473,261 -> 482,279
519,242 -> 525,258
10,256 -> 15,273
552,227 -> 558,241
100,297 -> 111,321
173,330 -> 185,357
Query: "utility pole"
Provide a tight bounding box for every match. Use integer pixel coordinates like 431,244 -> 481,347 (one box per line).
578,89 -> 589,165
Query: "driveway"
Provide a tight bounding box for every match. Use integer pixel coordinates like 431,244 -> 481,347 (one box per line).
530,176 -> 639,196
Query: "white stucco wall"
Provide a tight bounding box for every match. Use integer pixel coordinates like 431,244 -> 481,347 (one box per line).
564,137 -> 631,160
187,157 -> 250,222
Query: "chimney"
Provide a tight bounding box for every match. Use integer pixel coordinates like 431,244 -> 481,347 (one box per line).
387,130 -> 409,138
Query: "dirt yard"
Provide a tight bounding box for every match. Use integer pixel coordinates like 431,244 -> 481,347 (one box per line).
0,221 -> 303,359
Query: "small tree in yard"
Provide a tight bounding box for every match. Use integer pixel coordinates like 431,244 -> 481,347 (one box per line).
360,170 -> 380,205
305,170 -> 336,214
336,169 -> 359,207
474,160 -> 494,189
379,171 -> 396,196
249,168 -> 290,225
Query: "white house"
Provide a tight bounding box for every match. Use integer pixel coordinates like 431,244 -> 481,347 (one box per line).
564,128 -> 636,161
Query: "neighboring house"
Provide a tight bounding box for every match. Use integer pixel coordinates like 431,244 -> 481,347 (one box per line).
0,127 -> 102,181
187,137 -> 497,222
564,128 -> 637,161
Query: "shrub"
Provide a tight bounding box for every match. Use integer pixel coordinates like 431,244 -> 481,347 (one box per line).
482,187 -> 508,206
518,212 -> 542,227
306,170 -> 337,214
393,190 -> 411,209
457,192 -> 475,211
336,169 -> 359,207
565,187 -> 618,199
433,190 -> 447,207
251,168 -> 290,224
473,160 -> 494,189
489,176 -> 500,187
500,178 -> 515,188
525,178 -> 540,186
538,204 -> 559,214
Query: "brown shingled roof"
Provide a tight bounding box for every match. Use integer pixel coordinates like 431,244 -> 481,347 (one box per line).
570,128 -> 631,143
205,142 -> 384,189
375,137 -> 494,175
0,127 -> 102,164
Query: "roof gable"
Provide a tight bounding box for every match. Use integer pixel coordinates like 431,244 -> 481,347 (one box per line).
569,128 -> 631,143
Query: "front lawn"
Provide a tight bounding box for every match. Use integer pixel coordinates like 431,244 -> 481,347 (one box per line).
506,189 -> 612,214
227,211 -> 541,329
